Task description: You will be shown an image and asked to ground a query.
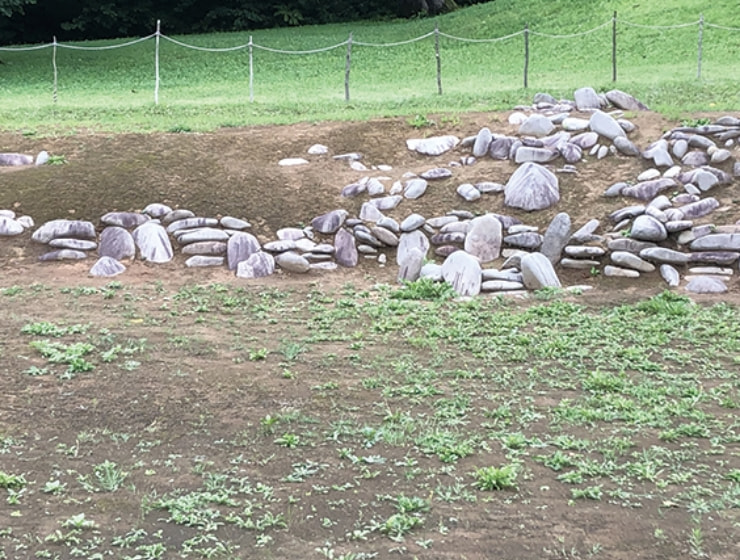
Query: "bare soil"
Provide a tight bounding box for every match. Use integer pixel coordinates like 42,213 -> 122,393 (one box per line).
0,112 -> 738,559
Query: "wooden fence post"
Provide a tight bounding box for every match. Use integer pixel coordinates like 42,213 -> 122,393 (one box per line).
523,24 -> 529,89
345,32 -> 352,102
249,35 -> 254,103
52,36 -> 58,104
154,20 -> 161,105
612,11 -> 617,82
435,22 -> 442,95
697,13 -> 703,79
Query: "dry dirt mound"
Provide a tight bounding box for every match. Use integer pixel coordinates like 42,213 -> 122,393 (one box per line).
1,111 -> 738,295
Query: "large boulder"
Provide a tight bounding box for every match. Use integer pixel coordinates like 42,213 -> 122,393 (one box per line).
227,232 -> 261,271
504,162 -> 560,211
406,135 -> 460,156
132,222 -> 173,263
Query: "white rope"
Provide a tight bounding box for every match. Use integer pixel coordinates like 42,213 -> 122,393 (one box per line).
161,34 -> 250,52
531,20 -> 611,38
0,43 -> 53,51
619,19 -> 700,30
252,41 -> 348,54
354,31 -> 435,47
705,22 -> 740,31
56,33 -> 155,50
438,29 -> 525,43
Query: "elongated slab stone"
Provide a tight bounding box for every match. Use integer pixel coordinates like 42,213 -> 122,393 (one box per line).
227,232 -> 261,271
32,219 -> 96,244
133,222 -> 173,263
442,251 -> 482,297
521,252 -> 561,289
689,233 -> 740,252
464,214 -> 502,263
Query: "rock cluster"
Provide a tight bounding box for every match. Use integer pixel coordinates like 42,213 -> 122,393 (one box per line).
1,87 -> 738,295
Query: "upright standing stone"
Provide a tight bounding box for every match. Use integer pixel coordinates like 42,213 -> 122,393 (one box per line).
441,251 -> 482,297
520,252 -> 561,289
464,214 -> 502,263
540,212 -> 572,264
334,229 -> 358,267
227,232 -> 261,271
132,222 -> 173,263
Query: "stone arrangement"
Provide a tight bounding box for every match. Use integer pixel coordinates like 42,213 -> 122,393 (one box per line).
1,87 -> 739,296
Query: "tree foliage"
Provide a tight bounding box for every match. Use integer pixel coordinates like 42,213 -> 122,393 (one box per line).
1,0 -> 493,45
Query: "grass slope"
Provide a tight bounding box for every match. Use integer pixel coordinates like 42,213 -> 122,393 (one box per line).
0,0 -> 739,132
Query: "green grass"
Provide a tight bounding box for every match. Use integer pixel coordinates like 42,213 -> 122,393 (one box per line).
1,0 -> 739,133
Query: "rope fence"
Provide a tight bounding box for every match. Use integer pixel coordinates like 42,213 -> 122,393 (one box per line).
0,13 -> 735,105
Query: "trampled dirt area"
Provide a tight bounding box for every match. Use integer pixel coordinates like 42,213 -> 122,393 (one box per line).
0,112 -> 739,559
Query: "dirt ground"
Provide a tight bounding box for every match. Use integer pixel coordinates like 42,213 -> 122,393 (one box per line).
0,112 -> 739,559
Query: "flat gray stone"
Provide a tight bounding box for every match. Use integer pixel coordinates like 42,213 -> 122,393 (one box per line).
397,247 -> 425,283
162,209 -> 195,224
397,230 -> 430,266
473,127 -> 493,157
275,251 -> 311,273
504,162 -> 560,211
404,178 -> 428,200
541,212 -> 571,264
312,209 -> 348,234
49,238 -> 97,251
622,178 -> 676,201
570,131 -> 599,149
457,183 -> 481,201
227,232 -> 261,271
464,214 -> 502,263
101,212 -> 149,228
639,247 -> 690,265
143,203 -> 173,218
604,265 -> 640,278
32,219 -> 96,244
574,87 -> 602,111
606,89 -> 649,111
589,110 -> 626,140
406,135 -> 460,156
660,264 -> 680,287
678,198 -> 719,220
610,251 -> 655,272
177,228 -> 230,245
0,217 -> 24,236
564,245 -> 606,258
369,195 -> 403,211
519,114 -> 555,137
504,232 -> 543,250
133,222 -> 173,263
236,251 -> 275,278
181,241 -> 227,255
521,252 -> 561,289
631,215 -> 667,242
613,136 -> 640,156
686,276 -> 727,294
185,255 -> 224,268
514,146 -> 558,164
99,227 -> 135,260
400,213 -> 426,232
441,251 -> 482,297
689,233 -> 740,252
89,256 -> 126,277
166,217 -> 218,234
220,216 -> 251,230
39,250 -> 87,261
481,280 -> 525,292
0,153 -> 33,166
370,226 -> 399,247
420,168 -> 452,180
335,229 -> 358,267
